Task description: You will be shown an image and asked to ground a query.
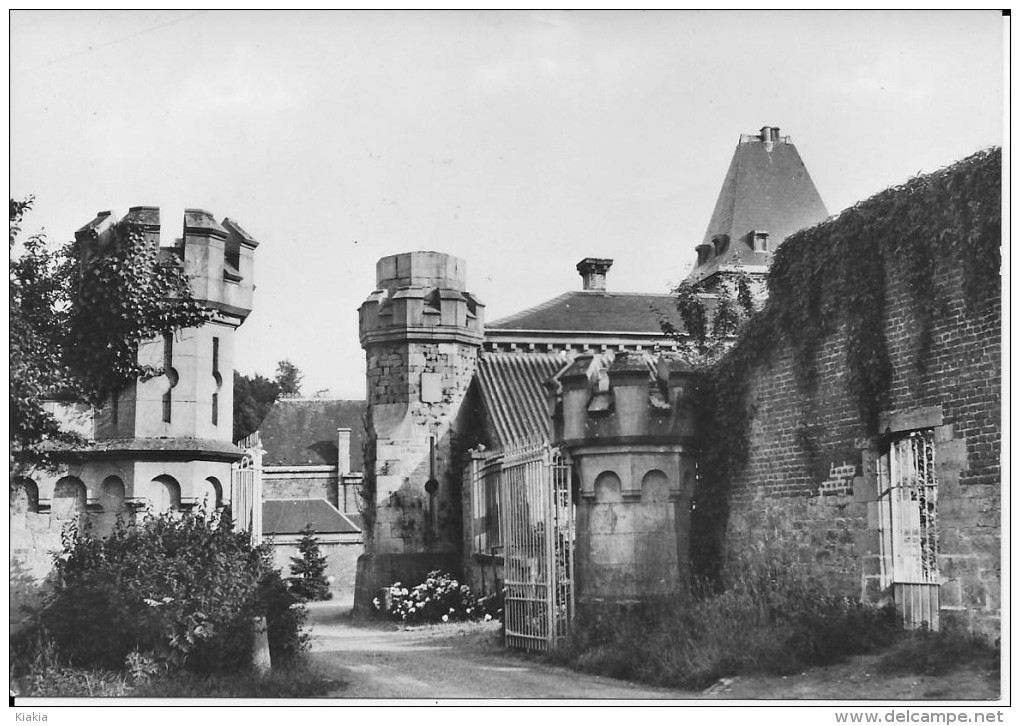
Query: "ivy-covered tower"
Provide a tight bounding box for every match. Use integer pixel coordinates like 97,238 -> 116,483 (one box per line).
687,126 -> 828,294
354,251 -> 484,612
33,206 -> 258,517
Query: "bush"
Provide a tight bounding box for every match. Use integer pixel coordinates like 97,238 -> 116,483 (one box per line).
39,508 -> 306,674
373,571 -> 501,624
550,542 -> 898,689
879,627 -> 1000,677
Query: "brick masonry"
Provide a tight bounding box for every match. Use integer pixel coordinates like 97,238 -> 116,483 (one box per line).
723,213 -> 1000,635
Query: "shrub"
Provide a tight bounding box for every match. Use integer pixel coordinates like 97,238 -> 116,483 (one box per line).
39,508 -> 305,674
373,571 -> 500,624
879,627 -> 1000,677
550,542 -> 898,689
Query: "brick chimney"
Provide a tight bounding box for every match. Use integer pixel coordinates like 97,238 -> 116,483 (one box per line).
577,257 -> 613,292
760,126 -> 780,142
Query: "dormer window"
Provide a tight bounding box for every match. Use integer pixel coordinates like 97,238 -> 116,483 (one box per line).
224,239 -> 242,283
750,230 -> 770,253
712,234 -> 729,256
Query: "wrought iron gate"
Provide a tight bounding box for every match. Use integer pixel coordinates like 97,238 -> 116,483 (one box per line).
878,429 -> 940,630
499,443 -> 575,651
231,431 -> 264,545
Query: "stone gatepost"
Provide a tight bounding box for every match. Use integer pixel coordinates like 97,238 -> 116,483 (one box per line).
354,252 -> 484,613
552,351 -> 698,603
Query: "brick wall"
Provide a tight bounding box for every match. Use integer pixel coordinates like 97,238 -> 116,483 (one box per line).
723,185 -> 1000,635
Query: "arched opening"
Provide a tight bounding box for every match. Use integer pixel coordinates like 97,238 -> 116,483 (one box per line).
593,470 -> 622,503
147,475 -> 182,513
97,476 -> 127,536
640,469 -> 670,503
52,476 -> 87,524
10,477 -> 39,515
197,476 -> 223,511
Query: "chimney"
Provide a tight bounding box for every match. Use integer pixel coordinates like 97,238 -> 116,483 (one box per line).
576,257 -> 613,292
337,427 -> 352,474
760,126 -> 780,142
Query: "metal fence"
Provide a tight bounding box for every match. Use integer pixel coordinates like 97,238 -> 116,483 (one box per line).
231,431 -> 264,545
499,443 -> 575,651
878,428 -> 940,630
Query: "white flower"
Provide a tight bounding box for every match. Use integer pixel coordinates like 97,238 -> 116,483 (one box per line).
484,614 -> 492,621
161,596 -> 174,603
143,598 -> 162,608
442,614 -> 449,622
449,607 -> 455,613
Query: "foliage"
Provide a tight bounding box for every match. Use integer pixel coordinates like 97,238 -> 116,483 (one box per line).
64,219 -> 211,407
259,569 -> 311,666
690,148 -> 1001,578
550,540 -> 897,690
660,263 -> 758,368
358,409 -> 377,539
275,359 -> 304,398
39,508 -> 305,674
878,627 -> 1000,677
10,629 -> 335,698
9,198 -> 214,470
288,525 -> 333,602
373,571 -> 502,625
9,198 -> 87,472
233,370 -> 281,441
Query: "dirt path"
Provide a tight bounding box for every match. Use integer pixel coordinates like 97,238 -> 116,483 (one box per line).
305,602 -> 1002,701
305,601 -> 692,699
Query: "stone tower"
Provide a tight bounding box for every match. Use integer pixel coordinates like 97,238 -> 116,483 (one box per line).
32,206 -> 257,519
355,251 -> 484,611
687,126 -> 828,293
550,351 -> 698,603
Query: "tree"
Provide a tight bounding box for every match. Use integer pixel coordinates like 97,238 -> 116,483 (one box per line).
288,525 -> 332,602
9,198 -> 212,471
274,359 -> 303,398
232,371 -> 281,442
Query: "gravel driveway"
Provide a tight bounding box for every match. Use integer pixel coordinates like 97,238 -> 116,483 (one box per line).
304,600 -> 693,700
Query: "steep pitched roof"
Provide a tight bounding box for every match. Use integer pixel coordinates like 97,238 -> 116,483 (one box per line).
262,498 -> 362,535
476,352 -> 566,448
487,291 -> 680,333
689,127 -> 828,282
258,398 -> 367,468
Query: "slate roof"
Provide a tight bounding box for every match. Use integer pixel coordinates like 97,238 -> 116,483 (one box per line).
487,291 -> 681,333
258,398 -> 367,469
262,498 -> 362,536
476,352 -> 567,448
689,128 -> 828,282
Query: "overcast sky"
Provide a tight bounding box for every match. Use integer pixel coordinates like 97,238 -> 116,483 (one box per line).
10,10 -> 1004,400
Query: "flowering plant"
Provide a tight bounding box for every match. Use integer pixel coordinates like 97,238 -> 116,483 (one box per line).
373,571 -> 503,625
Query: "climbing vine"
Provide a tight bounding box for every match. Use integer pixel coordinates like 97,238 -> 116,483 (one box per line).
64,221 -> 211,407
685,147 -> 1001,577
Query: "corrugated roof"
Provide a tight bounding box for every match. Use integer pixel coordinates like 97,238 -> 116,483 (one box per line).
476,352 -> 567,448
487,291 -> 681,333
258,399 -> 367,468
689,129 -> 828,282
262,498 -> 362,535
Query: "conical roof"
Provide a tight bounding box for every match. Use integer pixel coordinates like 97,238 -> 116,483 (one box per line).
687,126 -> 828,284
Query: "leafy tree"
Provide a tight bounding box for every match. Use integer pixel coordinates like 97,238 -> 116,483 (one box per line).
288,525 -> 332,602
9,199 -> 85,472
232,371 -> 281,442
9,198 -> 212,471
274,359 -> 303,398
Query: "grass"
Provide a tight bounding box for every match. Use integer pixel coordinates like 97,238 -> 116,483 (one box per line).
10,629 -> 341,699
548,548 -> 900,690
878,627 -> 1000,677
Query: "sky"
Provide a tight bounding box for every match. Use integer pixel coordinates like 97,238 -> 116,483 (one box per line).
10,10 -> 1005,401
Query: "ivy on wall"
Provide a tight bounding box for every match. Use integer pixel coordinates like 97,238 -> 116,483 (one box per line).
689,147 -> 1001,577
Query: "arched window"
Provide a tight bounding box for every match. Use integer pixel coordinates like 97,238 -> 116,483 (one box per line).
197,476 -> 223,511
640,469 -> 670,503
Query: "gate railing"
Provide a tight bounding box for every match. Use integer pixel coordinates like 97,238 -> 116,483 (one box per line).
232,431 -> 264,545
497,442 -> 574,651
877,429 -> 939,630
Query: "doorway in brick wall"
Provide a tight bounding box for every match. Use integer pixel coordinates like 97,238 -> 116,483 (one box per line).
877,428 -> 940,630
